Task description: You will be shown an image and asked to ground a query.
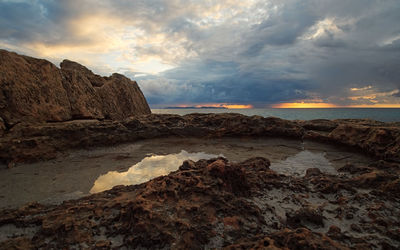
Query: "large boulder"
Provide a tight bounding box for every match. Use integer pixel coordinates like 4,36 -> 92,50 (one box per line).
0,50 -> 72,124
0,50 -> 150,125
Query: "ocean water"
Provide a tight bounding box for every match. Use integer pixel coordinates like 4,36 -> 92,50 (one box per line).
152,108 -> 400,122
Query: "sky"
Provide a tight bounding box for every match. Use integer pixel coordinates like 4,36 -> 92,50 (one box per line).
1,0 -> 400,108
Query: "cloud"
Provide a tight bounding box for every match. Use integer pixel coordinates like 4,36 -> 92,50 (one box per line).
1,0 -> 400,107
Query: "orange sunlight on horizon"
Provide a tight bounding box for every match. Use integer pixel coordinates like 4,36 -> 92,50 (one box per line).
346,104 -> 400,108
175,102 -> 400,109
177,103 -> 254,109
272,102 -> 338,108
195,103 -> 254,109
272,102 -> 400,108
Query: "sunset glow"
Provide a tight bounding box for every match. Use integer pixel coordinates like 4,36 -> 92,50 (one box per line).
346,104 -> 400,108
1,1 -> 400,108
214,104 -> 254,109
272,102 -> 400,108
272,102 -> 339,108
176,103 -> 254,109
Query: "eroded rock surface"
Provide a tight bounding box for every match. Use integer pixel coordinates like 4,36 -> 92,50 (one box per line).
1,157 -> 399,249
300,119 -> 400,162
0,114 -> 304,163
0,49 -> 150,125
1,114 -> 399,164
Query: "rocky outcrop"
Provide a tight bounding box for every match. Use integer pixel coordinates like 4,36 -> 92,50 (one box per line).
328,123 -> 400,162
0,50 -> 71,124
1,113 -> 399,164
0,50 -> 150,125
300,119 -> 400,162
0,114 -> 304,163
1,157 -> 399,248
60,60 -> 150,120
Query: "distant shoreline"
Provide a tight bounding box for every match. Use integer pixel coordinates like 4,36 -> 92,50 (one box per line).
151,108 -> 400,122
157,107 -> 400,109
164,106 -> 228,109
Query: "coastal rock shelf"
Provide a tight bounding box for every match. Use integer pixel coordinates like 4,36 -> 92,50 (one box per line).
0,114 -> 399,248
1,156 -> 399,249
0,138 -> 372,209
1,49 -> 400,249
1,113 -> 399,165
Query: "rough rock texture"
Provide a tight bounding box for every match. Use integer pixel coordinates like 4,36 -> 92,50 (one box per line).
0,114 -> 304,163
0,50 -> 71,124
1,114 -> 399,164
0,117 -> 5,137
299,119 -> 400,162
1,157 -> 399,249
0,49 -> 150,125
60,60 -> 150,120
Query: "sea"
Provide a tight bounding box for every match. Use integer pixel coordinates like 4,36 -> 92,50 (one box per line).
152,108 -> 400,122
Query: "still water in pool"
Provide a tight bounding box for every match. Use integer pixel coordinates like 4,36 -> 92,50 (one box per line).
90,149 -> 337,193
90,150 -> 221,193
0,138 -> 371,209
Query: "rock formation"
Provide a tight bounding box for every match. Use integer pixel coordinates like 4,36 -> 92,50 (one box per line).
1,50 -> 400,249
1,157 -> 399,248
299,119 -> 400,162
1,114 -> 399,164
0,50 -> 150,126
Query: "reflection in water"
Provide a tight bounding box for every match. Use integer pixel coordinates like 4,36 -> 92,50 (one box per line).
90,150 -> 220,193
270,150 -> 337,176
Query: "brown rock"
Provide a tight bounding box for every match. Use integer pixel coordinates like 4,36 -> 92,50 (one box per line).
0,49 -> 150,125
0,117 -> 5,137
1,157 -> 399,248
0,113 -> 304,163
305,167 -> 322,177
2,113 -> 400,165
350,170 -> 397,188
229,228 -> 349,250
297,119 -> 338,132
286,206 -> 325,228
380,178 -> 400,197
240,157 -> 271,171
0,49 -> 71,124
60,60 -> 150,120
338,163 -> 372,174
271,228 -> 349,250
327,225 -> 342,237
224,235 -> 281,249
329,123 -> 400,162
0,237 -> 33,250
0,158 -> 267,248
299,118 -> 400,162
58,60 -> 104,119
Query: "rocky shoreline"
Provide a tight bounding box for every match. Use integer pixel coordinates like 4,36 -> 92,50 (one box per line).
1,50 -> 400,249
1,151 -> 399,249
1,113 -> 400,166
0,114 -> 399,249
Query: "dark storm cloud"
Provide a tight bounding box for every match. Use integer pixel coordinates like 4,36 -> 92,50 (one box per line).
137,59 -> 310,107
1,0 -> 400,106
242,1 -> 318,57
0,1 -> 51,41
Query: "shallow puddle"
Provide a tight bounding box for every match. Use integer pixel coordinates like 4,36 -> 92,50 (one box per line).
0,137 -> 373,208
90,150 -> 221,193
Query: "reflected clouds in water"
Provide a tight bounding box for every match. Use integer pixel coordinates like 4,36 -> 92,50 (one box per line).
90,150 -> 220,193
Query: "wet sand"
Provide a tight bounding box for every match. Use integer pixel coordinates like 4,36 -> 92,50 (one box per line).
0,137 -> 373,209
